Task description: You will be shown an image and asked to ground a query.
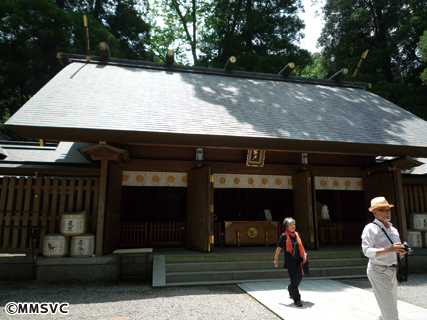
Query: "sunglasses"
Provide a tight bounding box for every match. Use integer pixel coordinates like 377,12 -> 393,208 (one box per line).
375,209 -> 391,213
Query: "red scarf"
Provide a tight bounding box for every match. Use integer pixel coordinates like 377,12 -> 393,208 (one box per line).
285,229 -> 305,260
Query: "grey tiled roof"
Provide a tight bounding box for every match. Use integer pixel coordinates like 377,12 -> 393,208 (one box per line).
6,61 -> 427,151
0,141 -> 92,164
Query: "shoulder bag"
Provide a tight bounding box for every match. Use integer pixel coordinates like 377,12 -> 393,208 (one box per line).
372,222 -> 408,283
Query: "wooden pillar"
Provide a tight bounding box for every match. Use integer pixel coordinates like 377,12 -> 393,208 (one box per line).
79,143 -> 130,257
393,170 -> 408,241
293,170 -> 317,249
96,159 -> 108,256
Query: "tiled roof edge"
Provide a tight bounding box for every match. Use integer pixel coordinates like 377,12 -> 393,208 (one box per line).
58,53 -> 371,90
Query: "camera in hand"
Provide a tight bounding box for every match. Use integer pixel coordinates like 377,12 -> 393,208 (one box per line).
403,241 -> 413,254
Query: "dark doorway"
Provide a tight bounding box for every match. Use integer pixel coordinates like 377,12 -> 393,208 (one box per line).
121,186 -> 187,222
315,190 -> 365,246
214,188 -> 294,222
315,190 -> 365,223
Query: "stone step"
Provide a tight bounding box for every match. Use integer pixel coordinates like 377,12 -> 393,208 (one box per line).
166,258 -> 368,273
152,248 -> 369,287
165,274 -> 368,287
165,250 -> 364,263
165,266 -> 367,284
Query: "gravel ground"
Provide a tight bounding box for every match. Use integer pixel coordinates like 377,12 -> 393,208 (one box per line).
336,273 -> 427,309
0,280 -> 280,320
1,274 -> 426,320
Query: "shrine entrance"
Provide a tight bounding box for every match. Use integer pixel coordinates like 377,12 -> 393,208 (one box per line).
314,176 -> 365,246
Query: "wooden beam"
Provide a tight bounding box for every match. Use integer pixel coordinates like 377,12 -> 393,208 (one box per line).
122,159 -> 364,177
393,170 -> 408,241
13,126 -> 427,157
96,159 -> 108,256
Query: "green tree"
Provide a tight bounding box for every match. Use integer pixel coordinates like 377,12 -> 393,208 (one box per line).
149,0 -> 312,71
199,0 -> 311,72
420,30 -> 427,85
318,0 -> 427,118
295,52 -> 327,78
148,0 -> 207,65
0,0 -> 153,139
0,0 -> 73,119
59,0 -> 152,60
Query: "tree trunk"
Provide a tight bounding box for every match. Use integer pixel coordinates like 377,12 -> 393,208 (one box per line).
192,0 -> 198,66
374,5 -> 394,83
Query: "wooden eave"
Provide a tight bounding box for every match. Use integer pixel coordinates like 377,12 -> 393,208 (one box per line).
10,126 -> 427,158
362,157 -> 424,175
78,144 -> 130,164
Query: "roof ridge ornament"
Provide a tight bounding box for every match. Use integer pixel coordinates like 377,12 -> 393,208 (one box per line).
329,68 -> 348,81
83,15 -> 91,62
99,42 -> 110,61
166,50 -> 174,65
224,56 -> 236,72
54,53 -> 371,89
349,50 -> 369,86
278,62 -> 295,77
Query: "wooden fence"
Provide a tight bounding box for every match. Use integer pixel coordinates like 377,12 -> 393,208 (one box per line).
0,176 -> 100,253
403,184 -> 427,214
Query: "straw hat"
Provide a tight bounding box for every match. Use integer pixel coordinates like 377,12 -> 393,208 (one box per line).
369,196 -> 394,212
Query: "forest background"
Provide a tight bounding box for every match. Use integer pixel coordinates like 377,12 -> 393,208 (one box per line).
1,0 -> 427,140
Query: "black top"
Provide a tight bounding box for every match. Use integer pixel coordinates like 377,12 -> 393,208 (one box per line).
278,232 -> 303,269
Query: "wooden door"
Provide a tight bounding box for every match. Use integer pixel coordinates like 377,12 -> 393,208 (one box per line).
293,170 -> 317,249
186,167 -> 214,252
103,162 -> 123,254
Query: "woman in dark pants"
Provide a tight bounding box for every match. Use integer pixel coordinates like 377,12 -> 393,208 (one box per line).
274,217 -> 307,307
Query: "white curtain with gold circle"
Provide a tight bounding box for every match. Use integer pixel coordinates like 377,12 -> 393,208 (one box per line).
122,171 -> 363,191
314,176 -> 363,191
122,171 -> 188,187
213,174 -> 293,189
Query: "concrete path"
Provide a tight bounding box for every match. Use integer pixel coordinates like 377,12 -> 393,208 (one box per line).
238,279 -> 427,320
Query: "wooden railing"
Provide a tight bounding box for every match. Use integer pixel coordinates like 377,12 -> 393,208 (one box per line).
120,221 -> 285,248
0,176 -> 100,253
150,222 -> 186,245
120,222 -> 149,246
120,222 -> 186,247
120,221 -> 223,247
318,220 -> 364,245
120,220 -> 364,248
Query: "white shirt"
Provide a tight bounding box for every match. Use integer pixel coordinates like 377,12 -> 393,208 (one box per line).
361,218 -> 401,266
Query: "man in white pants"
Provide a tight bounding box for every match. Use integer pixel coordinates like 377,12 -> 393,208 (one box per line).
361,197 -> 407,320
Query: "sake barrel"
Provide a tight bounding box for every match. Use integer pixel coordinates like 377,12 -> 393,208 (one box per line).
407,213 -> 427,231
43,234 -> 69,258
60,211 -> 87,236
407,229 -> 422,249
70,233 -> 95,257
